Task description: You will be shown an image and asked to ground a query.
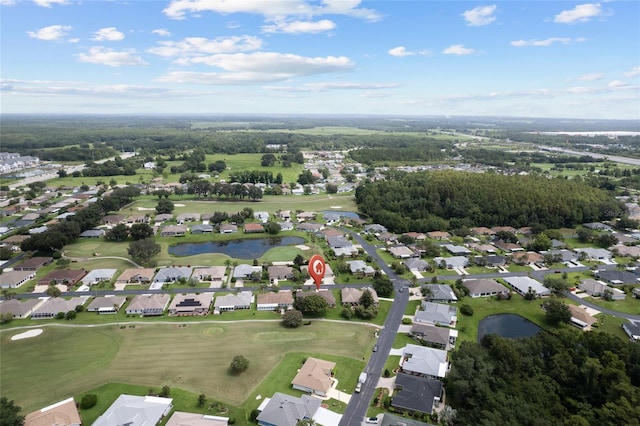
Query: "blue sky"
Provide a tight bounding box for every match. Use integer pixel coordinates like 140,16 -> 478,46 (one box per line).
1,0 -> 639,119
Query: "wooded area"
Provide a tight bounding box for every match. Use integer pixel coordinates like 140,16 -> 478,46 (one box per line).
355,170 -> 625,231
447,330 -> 640,425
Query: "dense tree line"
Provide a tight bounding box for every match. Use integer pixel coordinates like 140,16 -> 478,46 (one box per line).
447,330 -> 640,425
229,170 -> 282,185
348,141 -> 449,164
355,170 -> 625,232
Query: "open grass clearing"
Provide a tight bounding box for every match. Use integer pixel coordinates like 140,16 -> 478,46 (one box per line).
0,321 -> 375,415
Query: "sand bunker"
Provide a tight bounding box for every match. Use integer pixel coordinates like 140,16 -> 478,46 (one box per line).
295,245 -> 310,250
174,203 -> 186,207
330,206 -> 342,209
137,207 -> 155,211
11,329 -> 43,341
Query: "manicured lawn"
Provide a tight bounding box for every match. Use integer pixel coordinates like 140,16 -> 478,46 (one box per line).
392,332 -> 416,349
581,294 -> 640,315
404,300 -> 420,315
0,321 -> 375,417
383,355 -> 401,377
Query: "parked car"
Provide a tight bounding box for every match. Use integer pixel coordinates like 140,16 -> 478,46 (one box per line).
372,344 -> 378,352
365,417 -> 379,424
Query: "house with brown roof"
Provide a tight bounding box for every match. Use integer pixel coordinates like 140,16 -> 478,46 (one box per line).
126,214 -> 150,224
126,294 -> 170,316
213,291 -> 254,313
268,265 -> 294,284
291,357 -> 336,397
154,213 -> 174,223
177,212 -> 201,223
244,223 -> 264,233
192,266 -> 226,282
24,397 -> 81,426
296,290 -> 336,307
567,305 -> 598,331
341,287 -> 379,306
0,270 -> 35,289
116,268 -> 156,284
165,412 -> 229,426
511,251 -> 544,265
38,269 -> 86,287
168,293 -> 214,316
14,256 -> 53,271
102,214 -> 125,226
427,231 -> 450,240
257,290 -> 294,311
493,240 -> 524,252
389,245 -> 418,259
404,232 -> 426,241
0,298 -> 43,319
410,323 -> 458,350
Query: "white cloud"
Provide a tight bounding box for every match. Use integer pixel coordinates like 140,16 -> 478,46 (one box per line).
27,25 -> 72,41
148,35 -> 262,58
163,0 -> 380,21
1,0 -> 16,6
262,19 -> 336,34
387,46 -> 429,57
152,29 -> 172,37
554,3 -> 604,24
510,37 -> 586,47
624,66 -> 640,77
462,5 -> 497,26
33,0 -> 69,7
442,44 -> 475,55
92,27 -> 125,41
578,73 -> 604,81
77,47 -> 148,67
608,80 -> 631,88
157,52 -> 354,84
264,81 -> 399,92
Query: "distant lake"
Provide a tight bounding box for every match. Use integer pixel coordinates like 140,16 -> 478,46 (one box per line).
477,314 -> 542,341
169,237 -> 305,259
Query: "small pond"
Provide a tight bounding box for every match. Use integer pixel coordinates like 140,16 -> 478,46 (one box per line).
477,314 -> 542,342
168,236 -> 306,259
321,210 -> 364,219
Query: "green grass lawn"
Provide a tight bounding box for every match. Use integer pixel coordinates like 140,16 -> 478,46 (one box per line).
580,294 -> 640,315
0,321 -> 375,418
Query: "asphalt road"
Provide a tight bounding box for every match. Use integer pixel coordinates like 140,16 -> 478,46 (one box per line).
339,231 -> 411,426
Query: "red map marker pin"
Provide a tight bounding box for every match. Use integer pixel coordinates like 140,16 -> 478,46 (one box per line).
308,255 -> 326,291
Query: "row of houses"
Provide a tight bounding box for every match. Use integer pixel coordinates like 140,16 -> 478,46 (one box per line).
0,287 -> 379,320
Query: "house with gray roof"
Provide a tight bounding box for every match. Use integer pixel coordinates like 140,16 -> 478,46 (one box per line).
93,395 -> 173,426
296,222 -> 323,233
391,373 -> 443,415
191,224 -> 214,234
87,296 -> 126,314
579,278 -> 609,297
363,224 -> 387,234
434,256 -> 468,269
219,224 -> 239,234
595,270 -> 640,286
160,224 -> 188,237
81,269 -> 118,285
443,244 -> 471,255
79,229 -> 104,238
126,294 -> 170,316
404,258 -> 429,271
543,249 -> 580,264
154,213 -> 173,223
0,298 -> 42,319
422,284 -> 457,303
153,266 -> 193,284
31,296 -> 87,319
177,213 -> 201,222
576,247 -> 613,262
233,264 -> 262,280
256,392 -> 321,426
400,344 -> 449,379
414,302 -> 457,327
503,276 -> 551,297
463,278 -> 510,298
347,260 -> 375,277
583,222 -> 613,231
622,320 -> 640,342
214,291 -> 254,313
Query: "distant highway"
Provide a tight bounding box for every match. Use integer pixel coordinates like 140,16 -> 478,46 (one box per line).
543,147 -> 640,167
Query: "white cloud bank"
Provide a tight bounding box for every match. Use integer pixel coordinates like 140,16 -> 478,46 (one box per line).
77,47 -> 148,67
442,44 -> 475,55
27,24 -> 72,41
92,27 -> 125,41
554,3 -> 604,24
510,37 -> 586,47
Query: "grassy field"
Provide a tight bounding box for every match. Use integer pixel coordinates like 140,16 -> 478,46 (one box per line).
0,321 -> 375,416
